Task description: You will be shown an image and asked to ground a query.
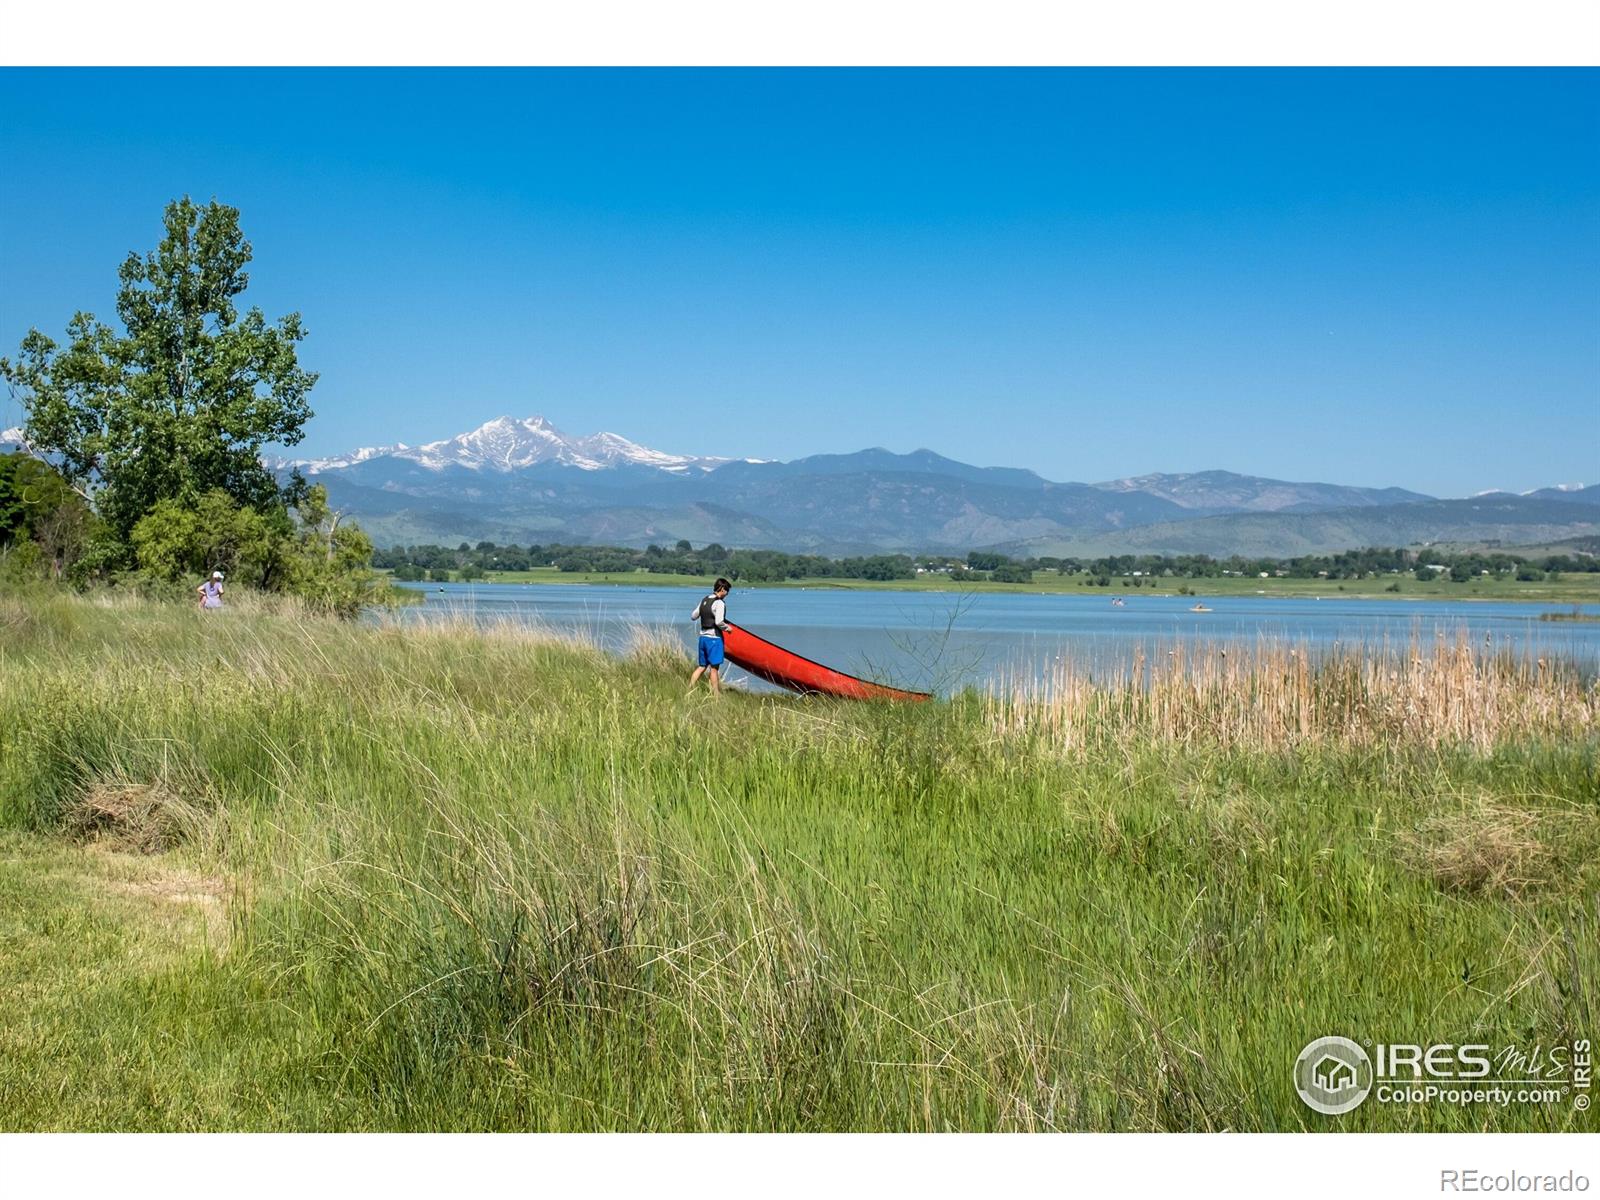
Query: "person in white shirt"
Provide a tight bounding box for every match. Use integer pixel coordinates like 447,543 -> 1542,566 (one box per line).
687,577 -> 732,695
197,571 -> 225,611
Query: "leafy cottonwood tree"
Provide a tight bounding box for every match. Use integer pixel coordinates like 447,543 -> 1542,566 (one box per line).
0,452 -> 94,579
0,197 -> 317,544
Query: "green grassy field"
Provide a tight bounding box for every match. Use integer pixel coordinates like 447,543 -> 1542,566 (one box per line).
438,566 -> 1600,605
1,587 -> 1596,1131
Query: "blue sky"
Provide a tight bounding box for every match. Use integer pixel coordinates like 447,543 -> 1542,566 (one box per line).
1,68 -> 1595,496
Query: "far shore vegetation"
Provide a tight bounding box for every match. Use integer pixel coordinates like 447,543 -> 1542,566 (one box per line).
376,540 -> 1600,604
1541,606 -> 1600,622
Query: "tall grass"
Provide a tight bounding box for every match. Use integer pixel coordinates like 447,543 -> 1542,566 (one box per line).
985,633 -> 1599,753
0,587 -> 1595,1131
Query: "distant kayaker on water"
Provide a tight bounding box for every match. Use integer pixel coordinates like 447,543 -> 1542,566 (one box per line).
688,577 -> 732,695
197,571 -> 225,611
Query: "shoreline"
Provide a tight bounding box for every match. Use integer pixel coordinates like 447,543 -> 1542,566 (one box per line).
394,572 -> 1600,607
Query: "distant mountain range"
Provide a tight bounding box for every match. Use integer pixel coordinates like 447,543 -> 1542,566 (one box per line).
1091,470 -> 1432,513
995,494 -> 1600,559
259,417 -> 1598,556
5,418 -> 1597,557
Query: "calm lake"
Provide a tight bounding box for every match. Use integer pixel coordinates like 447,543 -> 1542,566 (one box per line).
389,582 -> 1600,694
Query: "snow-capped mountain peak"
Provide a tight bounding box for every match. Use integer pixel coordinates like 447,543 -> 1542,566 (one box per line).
572,430 -> 720,472
1473,482 -> 1593,498
278,416 -> 736,476
403,415 -> 587,471
284,443 -> 408,472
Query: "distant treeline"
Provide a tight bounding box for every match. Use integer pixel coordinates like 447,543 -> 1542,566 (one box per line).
1059,546 -> 1598,585
376,541 -> 921,582
373,540 -> 1598,585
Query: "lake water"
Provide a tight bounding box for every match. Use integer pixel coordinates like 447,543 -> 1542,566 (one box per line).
388,582 -> 1600,695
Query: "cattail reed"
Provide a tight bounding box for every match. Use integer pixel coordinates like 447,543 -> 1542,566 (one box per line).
985,631 -> 1599,753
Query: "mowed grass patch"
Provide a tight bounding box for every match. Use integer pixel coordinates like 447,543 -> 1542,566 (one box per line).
0,588 -> 1596,1130
0,830 -> 307,1130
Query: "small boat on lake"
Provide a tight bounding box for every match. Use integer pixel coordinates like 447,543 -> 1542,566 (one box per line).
1190,603 -> 1212,612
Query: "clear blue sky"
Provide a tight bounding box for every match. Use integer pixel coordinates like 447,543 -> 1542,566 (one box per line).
1,68 -> 1595,496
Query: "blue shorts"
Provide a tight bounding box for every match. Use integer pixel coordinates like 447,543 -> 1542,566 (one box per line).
697,635 -> 725,668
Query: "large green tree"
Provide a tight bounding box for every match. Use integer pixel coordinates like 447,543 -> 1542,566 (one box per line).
1,197 -> 317,542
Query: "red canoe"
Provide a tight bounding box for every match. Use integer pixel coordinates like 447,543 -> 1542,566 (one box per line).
721,623 -> 932,702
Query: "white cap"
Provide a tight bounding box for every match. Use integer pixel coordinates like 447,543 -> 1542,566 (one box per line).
212,571 -> 224,580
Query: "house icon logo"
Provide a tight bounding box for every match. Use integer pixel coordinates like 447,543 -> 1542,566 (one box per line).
1294,1036 -> 1373,1115
1313,1054 -> 1356,1092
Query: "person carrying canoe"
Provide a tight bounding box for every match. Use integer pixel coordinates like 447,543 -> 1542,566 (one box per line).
688,577 -> 732,695
197,570 -> 225,611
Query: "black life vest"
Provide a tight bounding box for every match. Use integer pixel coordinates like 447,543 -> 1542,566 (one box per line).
697,594 -> 721,631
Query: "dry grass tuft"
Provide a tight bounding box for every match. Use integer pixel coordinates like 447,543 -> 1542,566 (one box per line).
1400,800 -> 1555,896
1175,776 -> 1278,860
65,780 -> 206,855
